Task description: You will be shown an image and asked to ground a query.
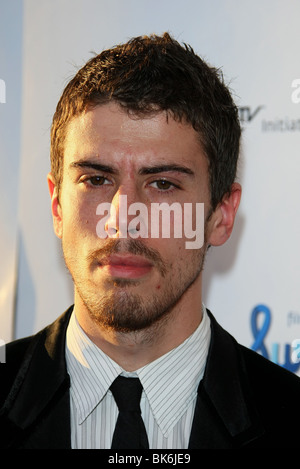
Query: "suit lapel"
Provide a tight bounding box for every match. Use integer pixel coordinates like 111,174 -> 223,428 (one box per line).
189,311 -> 265,448
1,308 -> 73,449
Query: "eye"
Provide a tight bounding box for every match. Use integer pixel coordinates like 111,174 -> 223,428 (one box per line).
149,179 -> 179,191
83,175 -> 111,186
90,176 -> 107,186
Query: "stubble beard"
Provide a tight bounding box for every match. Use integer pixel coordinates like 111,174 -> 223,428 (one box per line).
64,238 -> 206,335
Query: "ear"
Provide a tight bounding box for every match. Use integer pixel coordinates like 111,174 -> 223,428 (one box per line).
207,183 -> 241,247
47,172 -> 63,239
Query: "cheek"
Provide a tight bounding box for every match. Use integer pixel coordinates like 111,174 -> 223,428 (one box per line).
61,194 -> 100,240
148,237 -> 187,265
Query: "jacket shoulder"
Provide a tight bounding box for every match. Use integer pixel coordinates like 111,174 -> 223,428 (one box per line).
202,311 -> 300,447
240,343 -> 300,395
0,335 -> 38,406
0,308 -> 73,409
238,343 -> 300,439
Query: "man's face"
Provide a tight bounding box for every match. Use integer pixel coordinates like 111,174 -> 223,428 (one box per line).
49,102 -> 221,333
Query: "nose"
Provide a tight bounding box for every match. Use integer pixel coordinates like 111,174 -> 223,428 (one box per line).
104,186 -> 148,239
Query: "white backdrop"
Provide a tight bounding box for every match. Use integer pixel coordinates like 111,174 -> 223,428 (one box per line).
1,0 -> 300,374
0,0 -> 23,345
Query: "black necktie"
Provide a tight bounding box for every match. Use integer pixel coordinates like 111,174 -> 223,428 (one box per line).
110,376 -> 149,449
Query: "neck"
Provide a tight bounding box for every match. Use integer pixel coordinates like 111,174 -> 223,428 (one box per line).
73,280 -> 203,371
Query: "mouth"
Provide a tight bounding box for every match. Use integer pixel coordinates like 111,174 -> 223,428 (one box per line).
98,254 -> 153,279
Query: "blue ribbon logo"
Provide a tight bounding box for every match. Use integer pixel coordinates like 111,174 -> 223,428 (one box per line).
250,304 -> 271,358
250,304 -> 300,372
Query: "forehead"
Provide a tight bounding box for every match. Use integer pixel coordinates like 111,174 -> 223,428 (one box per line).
63,102 -> 207,172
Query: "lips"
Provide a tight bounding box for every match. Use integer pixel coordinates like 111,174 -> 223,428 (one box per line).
98,254 -> 153,279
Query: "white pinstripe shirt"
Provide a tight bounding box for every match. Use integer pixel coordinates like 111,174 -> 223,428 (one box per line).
65,306 -> 211,449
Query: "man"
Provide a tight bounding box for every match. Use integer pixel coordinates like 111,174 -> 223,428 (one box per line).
1,33 -> 300,449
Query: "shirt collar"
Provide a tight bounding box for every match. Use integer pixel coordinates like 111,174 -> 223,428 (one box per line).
66,313 -> 122,423
137,307 -> 210,436
66,306 -> 211,435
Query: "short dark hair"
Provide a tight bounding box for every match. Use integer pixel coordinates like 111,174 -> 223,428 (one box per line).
50,32 -> 241,209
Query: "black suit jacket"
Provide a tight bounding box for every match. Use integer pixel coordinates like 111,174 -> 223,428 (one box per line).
1,306 -> 300,449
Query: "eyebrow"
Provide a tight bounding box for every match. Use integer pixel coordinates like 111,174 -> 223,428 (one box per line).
138,164 -> 194,177
69,160 -> 117,174
70,160 -> 194,177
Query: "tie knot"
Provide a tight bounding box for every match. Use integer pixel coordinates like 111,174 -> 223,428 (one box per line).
110,376 -> 143,412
